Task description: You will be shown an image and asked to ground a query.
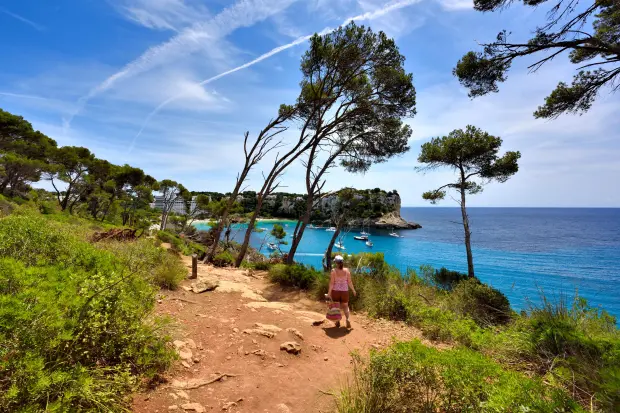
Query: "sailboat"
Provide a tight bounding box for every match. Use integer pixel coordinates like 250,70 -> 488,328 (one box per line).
365,240 -> 373,247
334,242 -> 346,250
326,227 -> 337,232
389,229 -> 401,238
354,235 -> 368,241
267,242 -> 278,250
360,224 -> 370,236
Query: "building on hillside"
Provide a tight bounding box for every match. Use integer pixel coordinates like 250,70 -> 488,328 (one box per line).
152,195 -> 203,215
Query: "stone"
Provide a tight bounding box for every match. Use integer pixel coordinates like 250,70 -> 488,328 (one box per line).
254,323 -> 282,333
275,403 -> 292,413
242,329 -> 275,339
324,357 -> 329,361
176,390 -> 190,400
280,341 -> 302,355
251,349 -> 266,358
186,339 -> 197,349
173,340 -> 187,349
181,402 -> 206,413
169,406 -> 179,411
226,356 -> 232,360
286,327 -> 304,341
275,362 -> 285,367
312,319 -> 325,326
191,278 -> 219,293
232,327 -> 239,333
178,348 -> 193,361
221,398 -> 243,411
181,286 -> 192,291
181,361 -> 191,368
192,357 -> 200,364
169,393 -> 179,400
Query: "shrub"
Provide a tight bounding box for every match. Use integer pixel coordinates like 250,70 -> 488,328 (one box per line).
241,261 -> 272,271
336,340 -> 583,413
268,263 -> 322,290
213,251 -> 235,267
422,266 -> 469,290
449,278 -> 512,326
0,214 -> 176,412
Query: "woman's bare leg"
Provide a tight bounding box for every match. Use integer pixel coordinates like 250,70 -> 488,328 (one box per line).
342,303 -> 351,328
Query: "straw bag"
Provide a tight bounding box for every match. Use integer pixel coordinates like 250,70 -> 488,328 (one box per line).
326,301 -> 342,321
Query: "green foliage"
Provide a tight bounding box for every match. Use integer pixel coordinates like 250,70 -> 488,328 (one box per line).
241,261 -> 272,271
454,1 -> 620,119
449,278 -> 512,326
156,230 -> 205,258
213,251 -> 235,267
0,214 -> 176,412
268,263 -> 323,290
337,340 -> 584,413
422,266 -> 469,290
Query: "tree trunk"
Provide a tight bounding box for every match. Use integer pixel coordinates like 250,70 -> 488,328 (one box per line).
323,226 -> 341,272
234,197 -> 264,267
286,194 -> 314,264
459,169 -> 474,278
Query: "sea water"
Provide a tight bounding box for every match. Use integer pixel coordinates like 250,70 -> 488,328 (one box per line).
195,208 -> 620,321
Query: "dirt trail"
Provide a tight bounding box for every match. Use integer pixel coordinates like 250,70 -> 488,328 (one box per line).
133,256 -> 428,413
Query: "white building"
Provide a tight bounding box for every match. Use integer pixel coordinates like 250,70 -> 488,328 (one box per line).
152,195 -> 202,215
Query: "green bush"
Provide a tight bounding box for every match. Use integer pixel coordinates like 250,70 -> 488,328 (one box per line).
268,263 -> 323,290
241,261 -> 272,271
0,214 -> 176,412
337,340 -> 584,413
449,278 -> 512,326
213,251 -> 235,267
422,266 -> 469,290
156,230 -> 205,258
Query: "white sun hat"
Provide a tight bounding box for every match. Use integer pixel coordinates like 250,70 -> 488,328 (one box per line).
334,255 -> 344,262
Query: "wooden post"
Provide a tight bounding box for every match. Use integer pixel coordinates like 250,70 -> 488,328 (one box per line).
191,254 -> 198,279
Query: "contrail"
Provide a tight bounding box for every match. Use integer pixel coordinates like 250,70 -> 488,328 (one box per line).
64,0 -> 299,130
128,0 -> 421,154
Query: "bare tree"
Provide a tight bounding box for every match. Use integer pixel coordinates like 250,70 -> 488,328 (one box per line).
205,118 -> 288,263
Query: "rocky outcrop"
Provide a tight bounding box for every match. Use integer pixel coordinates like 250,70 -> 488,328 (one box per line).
371,211 -> 422,230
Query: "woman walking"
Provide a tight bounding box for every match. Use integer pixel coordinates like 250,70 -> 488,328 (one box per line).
328,255 -> 357,328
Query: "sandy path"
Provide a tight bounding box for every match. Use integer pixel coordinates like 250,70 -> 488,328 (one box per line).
132,256 -> 426,413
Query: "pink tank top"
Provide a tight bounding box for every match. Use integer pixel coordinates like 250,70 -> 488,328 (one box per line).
332,269 -> 349,291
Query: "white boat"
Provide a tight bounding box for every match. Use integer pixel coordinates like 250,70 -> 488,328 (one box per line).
308,224 -> 315,229
354,235 -> 368,241
334,242 -> 346,250
326,227 -> 337,232
365,240 -> 373,247
267,243 -> 278,250
389,232 -> 400,238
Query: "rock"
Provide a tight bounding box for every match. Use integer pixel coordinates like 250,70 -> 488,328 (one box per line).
181,361 -> 191,368
254,323 -> 282,333
280,342 -> 302,355
192,357 -> 200,364
181,402 -> 206,413
275,362 -> 285,367
173,340 -> 187,349
251,349 -> 266,358
191,278 -> 219,293
242,329 -> 275,339
226,356 -> 232,360
275,403 -> 292,413
222,398 -> 243,411
324,357 -> 329,361
186,339 -> 197,349
169,405 -> 179,410
178,348 -> 193,361
181,286 -> 192,291
176,390 -> 190,400
286,327 -> 304,341
312,319 -> 325,326
232,327 -> 239,333
371,211 -> 421,230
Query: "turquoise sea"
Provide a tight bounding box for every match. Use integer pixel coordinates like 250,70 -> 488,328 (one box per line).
195,207 -> 620,322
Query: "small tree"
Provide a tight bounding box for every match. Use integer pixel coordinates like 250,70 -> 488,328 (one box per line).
417,125 -> 520,278
157,179 -> 188,231
454,0 -> 620,119
45,146 -> 95,212
323,189 -> 358,272
270,223 -> 287,256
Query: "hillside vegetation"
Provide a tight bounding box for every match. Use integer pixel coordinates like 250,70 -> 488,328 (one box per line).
0,201 -> 186,412
267,254 -> 620,412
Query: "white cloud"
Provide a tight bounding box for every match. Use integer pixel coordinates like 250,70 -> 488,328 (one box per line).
436,0 -> 473,10
115,0 -> 211,31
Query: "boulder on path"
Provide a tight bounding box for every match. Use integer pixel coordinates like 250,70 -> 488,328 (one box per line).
276,403 -> 292,413
191,278 -> 219,293
181,402 -> 206,412
242,329 -> 275,339
280,341 -> 302,355
254,323 -> 282,333
286,328 -> 304,341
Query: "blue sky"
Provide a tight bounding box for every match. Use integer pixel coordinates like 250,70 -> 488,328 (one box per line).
1,0 -> 619,207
